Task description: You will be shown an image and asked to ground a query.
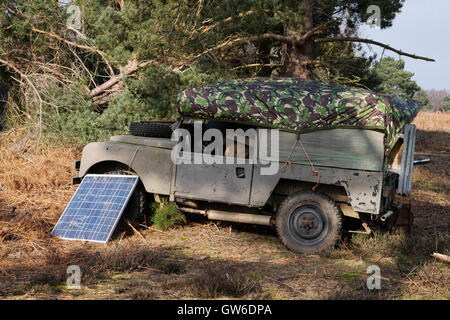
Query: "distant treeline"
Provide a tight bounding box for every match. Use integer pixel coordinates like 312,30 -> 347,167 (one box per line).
425,89 -> 450,111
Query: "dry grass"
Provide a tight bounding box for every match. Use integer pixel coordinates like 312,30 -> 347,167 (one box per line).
413,111 -> 450,153
183,263 -> 261,298
413,112 -> 449,195
413,111 -> 450,133
0,128 -> 80,285
400,262 -> 450,299
0,129 -> 77,243
128,287 -> 156,300
325,286 -> 391,300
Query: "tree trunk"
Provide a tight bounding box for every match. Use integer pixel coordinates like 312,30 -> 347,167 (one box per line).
281,0 -> 313,79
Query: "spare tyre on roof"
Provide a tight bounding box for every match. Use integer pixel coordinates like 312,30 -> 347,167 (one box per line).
176,77 -> 421,153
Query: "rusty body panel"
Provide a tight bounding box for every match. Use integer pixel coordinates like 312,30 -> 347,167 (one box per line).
251,163 -> 383,214
174,157 -> 253,206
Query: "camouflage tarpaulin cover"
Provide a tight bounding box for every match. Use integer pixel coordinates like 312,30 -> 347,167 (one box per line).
177,78 -> 421,152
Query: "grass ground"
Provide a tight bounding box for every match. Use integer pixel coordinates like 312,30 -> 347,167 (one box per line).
0,112 -> 448,300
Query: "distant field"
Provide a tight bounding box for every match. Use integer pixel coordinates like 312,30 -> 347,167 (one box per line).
414,112 -> 450,153
0,112 -> 448,300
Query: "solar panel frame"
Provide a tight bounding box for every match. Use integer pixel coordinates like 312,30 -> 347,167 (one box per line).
51,174 -> 139,243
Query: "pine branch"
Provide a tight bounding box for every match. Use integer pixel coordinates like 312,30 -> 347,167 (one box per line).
196,33 -> 304,59
198,9 -> 282,35
314,37 -> 435,62
195,21 -> 340,60
195,23 -> 434,63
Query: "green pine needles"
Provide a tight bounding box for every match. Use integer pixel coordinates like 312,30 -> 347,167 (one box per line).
151,199 -> 185,231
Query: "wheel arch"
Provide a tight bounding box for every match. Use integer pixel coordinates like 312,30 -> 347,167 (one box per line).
272,179 -> 349,201
85,160 -> 132,175
78,142 -> 173,196
267,179 -> 360,219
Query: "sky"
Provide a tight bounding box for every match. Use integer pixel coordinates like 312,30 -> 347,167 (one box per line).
359,0 -> 450,91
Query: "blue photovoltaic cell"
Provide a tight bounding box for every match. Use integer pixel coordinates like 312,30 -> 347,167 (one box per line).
51,174 -> 139,243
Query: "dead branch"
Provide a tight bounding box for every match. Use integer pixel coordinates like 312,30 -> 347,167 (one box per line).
432,252 -> 450,263
231,63 -> 282,70
264,275 -> 296,291
139,224 -> 170,235
11,57 -> 73,84
67,46 -> 98,87
25,61 -> 74,84
126,220 -> 146,241
0,58 -> 44,139
314,37 -> 435,62
31,27 -> 115,76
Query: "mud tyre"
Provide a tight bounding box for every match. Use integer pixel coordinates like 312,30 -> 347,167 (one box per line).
276,191 -> 343,254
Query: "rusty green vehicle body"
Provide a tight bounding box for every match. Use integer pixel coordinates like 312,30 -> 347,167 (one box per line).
74,78 -> 420,253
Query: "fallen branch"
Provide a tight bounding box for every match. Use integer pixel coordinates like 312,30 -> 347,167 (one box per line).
432,252 -> 450,263
314,37 -> 435,62
89,60 -> 156,103
126,220 -> 146,241
264,275 -> 296,291
139,224 -> 170,235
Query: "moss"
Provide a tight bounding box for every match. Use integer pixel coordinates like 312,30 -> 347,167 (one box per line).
339,272 -> 361,280
248,273 -> 264,280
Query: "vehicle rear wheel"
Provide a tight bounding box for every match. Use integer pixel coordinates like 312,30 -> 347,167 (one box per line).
275,191 -> 342,254
129,121 -> 174,138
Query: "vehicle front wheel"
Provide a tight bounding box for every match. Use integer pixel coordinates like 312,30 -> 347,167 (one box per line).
102,169 -> 151,226
275,191 -> 342,254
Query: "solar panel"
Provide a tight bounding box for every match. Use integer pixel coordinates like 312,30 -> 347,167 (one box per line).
51,174 -> 139,243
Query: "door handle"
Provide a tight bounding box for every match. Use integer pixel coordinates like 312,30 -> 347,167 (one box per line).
236,167 -> 245,178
